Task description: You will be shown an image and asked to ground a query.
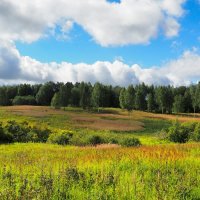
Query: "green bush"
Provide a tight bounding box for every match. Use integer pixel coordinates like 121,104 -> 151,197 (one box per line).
4,121 -> 31,142
167,121 -> 190,143
193,123 -> 200,142
0,122 -> 13,143
3,121 -> 51,143
120,137 -> 141,147
48,131 -> 73,145
87,135 -> 104,146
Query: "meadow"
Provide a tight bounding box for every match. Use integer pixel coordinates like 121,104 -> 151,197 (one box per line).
0,106 -> 200,199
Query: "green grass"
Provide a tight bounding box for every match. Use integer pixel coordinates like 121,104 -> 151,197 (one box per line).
0,143 -> 200,199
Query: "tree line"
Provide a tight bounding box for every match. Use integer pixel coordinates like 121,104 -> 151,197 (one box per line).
0,81 -> 200,114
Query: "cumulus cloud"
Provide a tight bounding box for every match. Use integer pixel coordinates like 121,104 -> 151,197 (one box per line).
0,42 -> 200,86
0,0 -> 185,46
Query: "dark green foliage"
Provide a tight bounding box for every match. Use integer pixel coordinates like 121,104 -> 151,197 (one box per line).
71,87 -> 80,107
87,135 -> 104,146
18,84 -> 32,96
167,121 -> 190,143
135,83 -> 147,111
120,137 -> 141,147
36,82 -> 56,106
0,81 -> 199,115
12,96 -> 36,105
173,95 -> 185,113
0,123 -> 12,143
0,87 -> 10,106
193,123 -> 200,141
79,82 -> 92,109
147,93 -> 156,112
48,131 -> 73,145
59,83 -> 73,107
2,121 -> 51,143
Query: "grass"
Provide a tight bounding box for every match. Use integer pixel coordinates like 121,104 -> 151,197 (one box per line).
1,106 -> 200,199
0,143 -> 200,199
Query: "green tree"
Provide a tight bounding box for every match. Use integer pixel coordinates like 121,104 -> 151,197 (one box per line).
119,88 -> 126,109
173,95 -> 184,114
135,85 -> 147,111
147,93 -> 155,112
51,93 -> 61,109
0,87 -> 10,106
36,82 -> 56,105
71,87 -> 80,107
79,82 -> 92,109
18,84 -> 32,96
91,82 -> 102,112
125,85 -> 135,111
190,85 -> 198,115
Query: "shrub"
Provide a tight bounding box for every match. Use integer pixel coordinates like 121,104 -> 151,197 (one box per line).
48,131 -> 73,145
87,135 -> 104,146
193,123 -> 200,142
167,121 -> 190,143
0,123 -> 13,143
31,126 -> 51,143
120,137 -> 141,147
4,121 -> 31,142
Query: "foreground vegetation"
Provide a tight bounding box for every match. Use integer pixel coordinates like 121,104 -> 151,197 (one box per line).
0,143 -> 200,199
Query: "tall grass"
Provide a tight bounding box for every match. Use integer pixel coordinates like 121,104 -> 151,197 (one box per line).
0,143 -> 199,199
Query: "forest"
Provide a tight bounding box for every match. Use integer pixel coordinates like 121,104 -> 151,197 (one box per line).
0,81 -> 199,114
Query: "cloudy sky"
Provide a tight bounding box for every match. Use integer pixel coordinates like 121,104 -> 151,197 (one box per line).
0,0 -> 200,86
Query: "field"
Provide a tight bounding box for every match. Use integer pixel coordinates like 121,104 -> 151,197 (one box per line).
0,106 -> 200,199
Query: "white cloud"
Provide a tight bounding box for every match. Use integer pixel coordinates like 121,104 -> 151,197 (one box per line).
0,0 -> 186,46
1,42 -> 200,86
163,17 -> 180,37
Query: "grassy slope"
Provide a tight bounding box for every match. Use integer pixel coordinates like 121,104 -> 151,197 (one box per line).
1,105 -> 200,144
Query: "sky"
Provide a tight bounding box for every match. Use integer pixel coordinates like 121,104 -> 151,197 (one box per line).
0,0 -> 200,86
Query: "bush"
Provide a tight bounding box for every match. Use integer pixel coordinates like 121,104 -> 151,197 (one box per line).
120,137 -> 141,147
87,135 -> 104,146
193,123 -> 200,142
3,121 -> 51,143
0,123 -> 13,143
4,121 -> 31,142
48,131 -> 73,145
167,121 -> 190,143
12,96 -> 36,105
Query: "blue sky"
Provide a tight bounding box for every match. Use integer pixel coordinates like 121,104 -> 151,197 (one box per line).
1,0 -> 200,86
15,0 -> 200,67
